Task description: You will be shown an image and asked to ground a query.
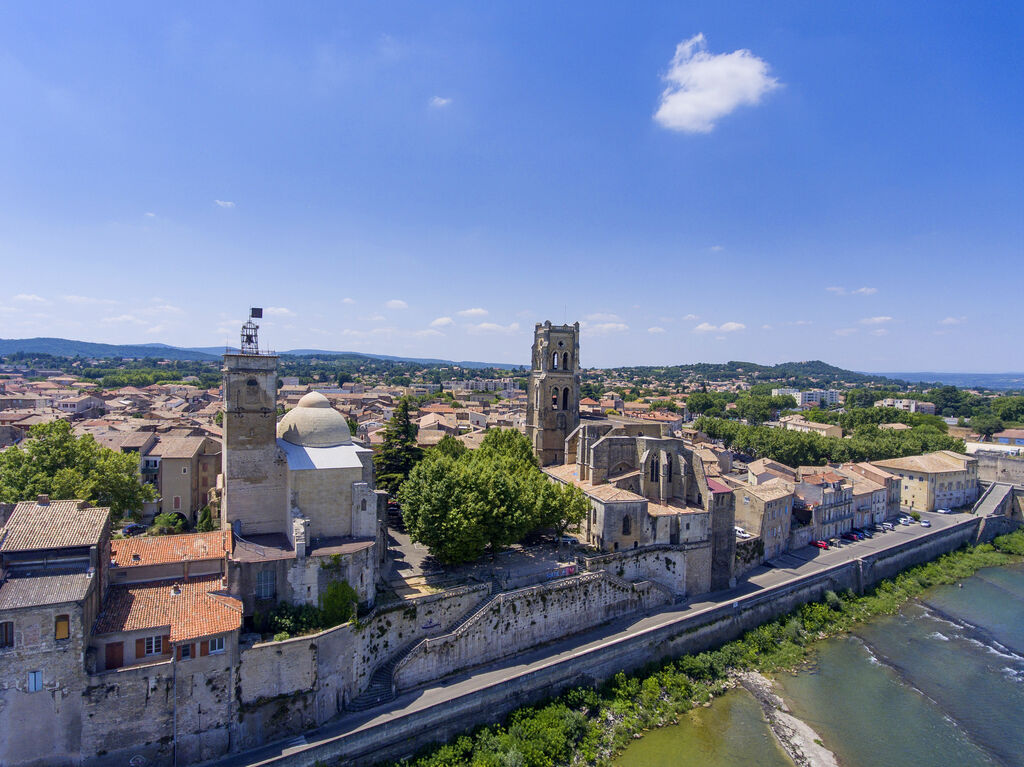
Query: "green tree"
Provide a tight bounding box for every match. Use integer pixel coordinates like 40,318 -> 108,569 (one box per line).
0,421 -> 156,518
373,397 -> 423,494
434,434 -> 468,460
196,506 -> 216,532
970,413 -> 1004,439
150,512 -> 186,535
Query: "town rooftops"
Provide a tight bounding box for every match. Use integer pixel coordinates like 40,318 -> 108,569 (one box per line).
111,531 -> 231,568
705,477 -> 733,495
0,499 -> 109,553
93,574 -> 242,643
0,572 -> 93,610
993,428 -> 1024,441
742,480 -> 793,502
873,451 -> 973,474
148,436 -> 209,459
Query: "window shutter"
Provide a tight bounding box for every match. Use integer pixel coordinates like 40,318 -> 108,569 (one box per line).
200,640 -> 209,657
136,638 -> 146,658
162,635 -> 170,653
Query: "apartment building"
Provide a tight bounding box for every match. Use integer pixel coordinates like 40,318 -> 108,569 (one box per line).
734,479 -> 794,560
874,398 -> 937,415
872,451 -> 979,512
780,415 -> 843,439
793,471 -> 853,540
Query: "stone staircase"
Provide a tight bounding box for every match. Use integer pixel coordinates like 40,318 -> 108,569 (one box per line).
346,584 -> 499,712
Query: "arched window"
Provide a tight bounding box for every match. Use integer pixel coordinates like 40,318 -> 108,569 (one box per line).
665,458 -> 673,482
551,387 -> 559,409
622,516 -> 631,536
551,352 -> 559,370
562,387 -> 569,411
562,352 -> 570,370
361,499 -> 367,511
650,460 -> 659,482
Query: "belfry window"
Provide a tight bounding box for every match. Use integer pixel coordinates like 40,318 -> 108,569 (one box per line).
551,352 -> 559,370
563,352 -> 570,370
665,459 -> 673,482
650,460 -> 660,482
551,387 -> 559,409
562,388 -> 569,411
622,516 -> 631,536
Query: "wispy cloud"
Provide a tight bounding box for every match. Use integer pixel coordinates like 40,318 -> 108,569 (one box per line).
585,312 -> 622,323
587,322 -> 629,334
101,314 -> 145,325
860,316 -> 893,325
429,96 -> 452,108
341,297 -> 355,305
13,293 -> 48,304
144,212 -> 156,218
384,299 -> 408,310
709,245 -> 724,252
647,326 -> 666,334
457,307 -> 488,317
694,321 -> 745,333
430,316 -> 454,328
63,295 -> 116,306
214,200 -> 235,208
870,328 -> 888,337
828,286 -> 878,296
467,322 -> 520,335
940,315 -> 967,325
654,33 -> 780,133
834,328 -> 858,337
682,313 -> 699,321
414,328 -> 444,338
264,307 -> 294,316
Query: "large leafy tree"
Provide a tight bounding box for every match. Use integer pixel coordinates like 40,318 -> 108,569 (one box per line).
0,421 -> 156,518
373,397 -> 423,494
399,428 -> 590,564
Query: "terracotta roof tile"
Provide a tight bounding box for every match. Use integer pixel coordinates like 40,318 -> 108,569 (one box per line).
111,531 -> 230,568
1,500 -> 110,552
93,575 -> 242,643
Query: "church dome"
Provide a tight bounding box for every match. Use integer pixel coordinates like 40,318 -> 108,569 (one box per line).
277,391 -> 352,448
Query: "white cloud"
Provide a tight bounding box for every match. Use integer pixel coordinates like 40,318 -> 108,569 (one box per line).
63,295 -> 116,305
341,297 -> 355,305
693,320 -> 745,333
430,316 -> 455,328
826,286 -> 846,295
214,200 -> 235,208
682,313 -> 699,321
709,245 -> 724,252
834,328 -> 858,337
144,212 -> 156,218
870,328 -> 888,337
414,328 -> 444,338
585,312 -> 622,322
761,324 -> 773,330
264,307 -> 294,316
384,299 -> 408,310
101,314 -> 145,325
829,285 -> 877,296
940,315 -> 967,325
467,322 -> 520,335
429,96 -> 452,108
852,286 -> 878,295
654,33 -> 780,133
457,307 -> 488,317
13,293 -> 48,303
647,326 -> 666,334
860,316 -> 893,325
589,322 -> 629,334
368,313 -> 386,322
789,320 -> 812,326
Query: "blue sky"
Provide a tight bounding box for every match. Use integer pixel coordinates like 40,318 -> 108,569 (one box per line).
1,2 -> 1021,371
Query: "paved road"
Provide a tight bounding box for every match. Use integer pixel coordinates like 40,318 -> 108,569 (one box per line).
213,510 -> 968,766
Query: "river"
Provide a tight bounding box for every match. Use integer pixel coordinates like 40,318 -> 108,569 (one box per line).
615,563 -> 1024,767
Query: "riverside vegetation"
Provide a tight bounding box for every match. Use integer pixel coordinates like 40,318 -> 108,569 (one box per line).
385,530 -> 1024,767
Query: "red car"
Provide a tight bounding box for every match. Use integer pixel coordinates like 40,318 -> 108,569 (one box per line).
811,540 -> 829,550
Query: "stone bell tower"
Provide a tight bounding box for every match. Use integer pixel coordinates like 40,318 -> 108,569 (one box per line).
526,321 -> 581,466
222,308 -> 288,536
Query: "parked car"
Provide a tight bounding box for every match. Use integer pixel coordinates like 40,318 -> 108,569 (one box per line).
811,539 -> 829,550
559,535 -> 579,545
882,521 -> 895,530
937,508 -> 952,514
121,523 -> 147,537
920,519 -> 932,528
899,516 -> 912,526
842,532 -> 859,542
857,528 -> 874,539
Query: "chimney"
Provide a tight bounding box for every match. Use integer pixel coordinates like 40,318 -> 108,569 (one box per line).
170,584 -> 181,596
37,494 -> 50,506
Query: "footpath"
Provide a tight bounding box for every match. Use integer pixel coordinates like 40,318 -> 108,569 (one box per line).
210,510 -> 974,767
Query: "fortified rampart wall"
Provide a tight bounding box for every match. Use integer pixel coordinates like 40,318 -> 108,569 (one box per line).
244,514 -> 1018,767
393,571 -> 671,690
580,545 -> 692,595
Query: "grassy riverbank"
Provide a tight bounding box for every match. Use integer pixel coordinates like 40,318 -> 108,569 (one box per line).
388,530 -> 1024,767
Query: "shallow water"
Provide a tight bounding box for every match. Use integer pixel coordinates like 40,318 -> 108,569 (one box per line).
611,688 -> 791,767
616,563 -> 1024,767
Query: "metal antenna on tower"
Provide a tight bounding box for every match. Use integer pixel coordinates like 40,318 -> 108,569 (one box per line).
240,307 -> 262,355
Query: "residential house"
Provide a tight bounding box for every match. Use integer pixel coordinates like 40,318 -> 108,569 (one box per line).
872,451 -> 979,512
733,479 -> 794,560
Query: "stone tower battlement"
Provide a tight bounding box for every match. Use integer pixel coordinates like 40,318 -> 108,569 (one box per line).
526,320 -> 581,466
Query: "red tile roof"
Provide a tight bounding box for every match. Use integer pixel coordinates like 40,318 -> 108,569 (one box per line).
111,531 -> 230,568
93,575 -> 242,643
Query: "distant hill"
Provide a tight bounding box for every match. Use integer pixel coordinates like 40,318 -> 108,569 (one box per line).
874,372 -> 1024,391
0,337 -> 220,361
610,360 -> 907,386
0,337 -> 519,369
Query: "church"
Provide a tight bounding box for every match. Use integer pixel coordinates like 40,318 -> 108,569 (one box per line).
219,312 -> 387,617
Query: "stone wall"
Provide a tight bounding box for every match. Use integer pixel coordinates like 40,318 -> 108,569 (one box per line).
233,584 -> 489,749
393,571 -> 671,690
581,545 -> 692,595
976,451 -> 1024,487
